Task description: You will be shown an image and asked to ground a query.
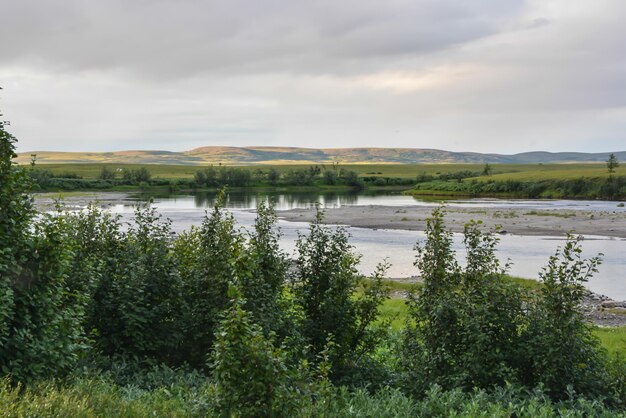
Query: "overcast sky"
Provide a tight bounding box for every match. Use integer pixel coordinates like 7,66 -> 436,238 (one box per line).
1,0 -> 625,153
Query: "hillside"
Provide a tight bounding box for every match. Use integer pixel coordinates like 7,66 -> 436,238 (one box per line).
16,147 -> 626,165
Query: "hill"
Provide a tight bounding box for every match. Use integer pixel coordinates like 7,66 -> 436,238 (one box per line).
16,147 -> 626,165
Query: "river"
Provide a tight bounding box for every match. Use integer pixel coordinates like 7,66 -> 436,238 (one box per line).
99,190 -> 626,300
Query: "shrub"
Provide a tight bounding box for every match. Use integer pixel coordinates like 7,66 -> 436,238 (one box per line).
292,209 -> 389,382
239,201 -> 291,337
521,236 -> 610,399
323,169 -> 338,185
211,286 -> 295,417
0,113 -> 84,382
176,190 -> 245,368
403,207 -> 612,401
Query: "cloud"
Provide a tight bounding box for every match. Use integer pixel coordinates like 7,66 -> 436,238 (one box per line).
0,0 -> 625,153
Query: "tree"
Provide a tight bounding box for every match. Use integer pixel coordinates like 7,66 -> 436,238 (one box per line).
607,153 -> 619,173
98,166 -> 116,180
0,98 -> 84,382
482,163 -> 493,176
267,168 -> 280,185
293,209 -> 389,381
323,169 -> 337,185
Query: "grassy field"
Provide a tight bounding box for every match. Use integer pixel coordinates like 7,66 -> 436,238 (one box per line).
31,162 -> 626,181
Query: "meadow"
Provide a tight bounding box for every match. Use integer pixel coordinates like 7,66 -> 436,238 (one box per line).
33,162 -> 626,181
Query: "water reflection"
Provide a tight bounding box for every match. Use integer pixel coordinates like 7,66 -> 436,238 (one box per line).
129,190 -> 626,212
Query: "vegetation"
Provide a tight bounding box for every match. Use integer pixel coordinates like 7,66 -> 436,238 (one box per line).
608,153 -> 620,173
3,112 -> 626,415
23,161 -> 626,199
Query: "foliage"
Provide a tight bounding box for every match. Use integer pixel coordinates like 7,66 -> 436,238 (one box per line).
211,286 -> 297,417
411,176 -> 626,200
99,166 -> 116,180
520,236 -> 610,399
323,169 -> 338,185
175,190 -> 245,368
403,208 -> 618,402
482,163 -> 492,176
239,201 -> 290,337
292,209 -> 389,381
0,114 -> 84,382
404,208 -> 524,392
122,167 -> 151,184
607,153 -> 619,173
86,206 -> 182,363
2,378 -> 625,417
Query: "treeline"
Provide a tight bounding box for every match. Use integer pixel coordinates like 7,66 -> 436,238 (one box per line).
2,118 -> 626,415
192,165 -> 365,188
413,176 -> 626,200
29,166 -> 154,190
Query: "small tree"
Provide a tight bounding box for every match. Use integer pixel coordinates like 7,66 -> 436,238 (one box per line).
0,99 -> 84,382
211,286 -> 293,417
482,163 -> 493,176
98,166 -> 116,180
177,189 -> 245,368
293,209 -> 389,381
267,168 -> 280,185
240,200 -> 289,337
607,153 -> 619,173
323,169 -> 337,185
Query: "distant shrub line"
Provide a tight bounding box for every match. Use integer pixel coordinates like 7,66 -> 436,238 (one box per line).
412,176 -> 626,200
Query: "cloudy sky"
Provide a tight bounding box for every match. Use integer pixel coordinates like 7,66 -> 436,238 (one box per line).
1,0 -> 625,153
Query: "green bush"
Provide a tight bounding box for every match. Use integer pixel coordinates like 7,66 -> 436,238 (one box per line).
211,286 -> 296,417
403,207 -> 615,401
176,190 -> 245,368
0,115 -> 84,382
292,210 -> 389,382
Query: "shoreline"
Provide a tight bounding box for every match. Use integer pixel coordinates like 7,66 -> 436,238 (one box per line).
277,204 -> 626,239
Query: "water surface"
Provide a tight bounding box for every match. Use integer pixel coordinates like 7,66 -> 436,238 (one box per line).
108,191 -> 626,300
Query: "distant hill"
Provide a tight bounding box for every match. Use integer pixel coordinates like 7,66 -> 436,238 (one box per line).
16,147 -> 626,165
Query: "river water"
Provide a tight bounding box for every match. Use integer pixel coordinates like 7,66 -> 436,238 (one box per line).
108,191 -> 626,300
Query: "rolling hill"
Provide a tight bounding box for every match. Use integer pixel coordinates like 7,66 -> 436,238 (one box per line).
15,147 -> 626,165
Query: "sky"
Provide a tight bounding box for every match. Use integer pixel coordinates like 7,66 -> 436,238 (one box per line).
1,0 -> 625,154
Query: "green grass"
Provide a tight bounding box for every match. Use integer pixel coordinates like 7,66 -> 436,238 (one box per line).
30,162 -> 624,181
472,165 -> 626,182
595,326 -> 626,357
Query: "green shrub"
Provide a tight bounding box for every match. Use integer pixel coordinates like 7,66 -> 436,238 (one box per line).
292,209 -> 389,382
521,236 -> 610,399
176,190 -> 245,368
240,201 -> 291,337
403,207 -> 614,401
0,115 -> 84,382
211,286 -> 296,417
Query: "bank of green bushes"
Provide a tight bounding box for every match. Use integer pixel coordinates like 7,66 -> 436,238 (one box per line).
411,176 -> 626,199
3,115 -> 626,416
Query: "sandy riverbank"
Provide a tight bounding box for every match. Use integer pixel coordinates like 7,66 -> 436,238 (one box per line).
278,205 -> 626,239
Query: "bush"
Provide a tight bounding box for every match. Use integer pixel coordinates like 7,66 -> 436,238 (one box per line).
521,236 -> 610,399
211,286 -> 296,417
292,210 -> 389,382
176,190 -> 245,368
402,207 -> 613,401
0,114 -> 84,382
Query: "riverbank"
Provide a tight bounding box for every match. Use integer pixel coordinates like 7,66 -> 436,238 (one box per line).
278,204 -> 626,239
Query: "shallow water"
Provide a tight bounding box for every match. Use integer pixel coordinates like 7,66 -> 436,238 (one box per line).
108,192 -> 626,300
131,190 -> 626,212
